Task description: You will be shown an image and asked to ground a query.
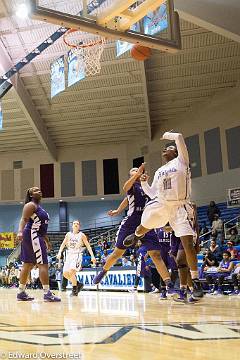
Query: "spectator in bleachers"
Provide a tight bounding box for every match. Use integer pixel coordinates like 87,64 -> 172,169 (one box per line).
129,254 -> 136,266
122,256 -> 131,267
228,228 -> 240,245
226,241 -> 240,260
8,266 -> 18,287
205,251 -> 234,295
202,249 -> 219,270
207,201 -> 221,225
231,263 -> 240,295
31,265 -> 40,289
208,239 -> 222,262
211,214 -> 223,242
101,250 -> 109,265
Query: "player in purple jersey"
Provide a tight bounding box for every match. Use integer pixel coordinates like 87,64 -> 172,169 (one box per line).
155,228 -> 178,299
129,242 -> 152,293
93,165 -> 176,292
17,187 -> 60,302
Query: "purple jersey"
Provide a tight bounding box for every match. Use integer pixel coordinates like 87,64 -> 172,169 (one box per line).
25,205 -> 49,236
127,182 -> 149,215
21,204 -> 49,265
219,260 -> 231,270
155,228 -> 171,251
136,245 -> 150,277
155,228 -> 177,270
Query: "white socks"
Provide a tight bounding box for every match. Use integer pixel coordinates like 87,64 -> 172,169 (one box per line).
43,285 -> 50,293
18,283 -> 26,294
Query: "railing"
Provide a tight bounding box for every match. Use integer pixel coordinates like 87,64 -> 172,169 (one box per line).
223,214 -> 240,238
199,213 -> 240,247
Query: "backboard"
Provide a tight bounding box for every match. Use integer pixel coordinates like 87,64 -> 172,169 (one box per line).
31,0 -> 181,53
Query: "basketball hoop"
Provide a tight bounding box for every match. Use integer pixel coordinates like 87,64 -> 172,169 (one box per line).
63,29 -> 106,77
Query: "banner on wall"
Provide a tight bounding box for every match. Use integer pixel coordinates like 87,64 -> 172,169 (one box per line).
75,268 -> 144,291
67,49 -> 85,87
50,55 -> 65,98
227,188 -> 240,207
0,232 -> 15,249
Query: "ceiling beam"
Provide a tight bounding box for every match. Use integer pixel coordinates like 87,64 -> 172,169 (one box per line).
175,0 -> 240,43
0,40 -> 57,160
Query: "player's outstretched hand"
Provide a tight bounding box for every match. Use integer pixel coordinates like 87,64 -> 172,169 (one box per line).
108,210 -> 118,217
160,129 -> 173,140
140,172 -> 149,182
137,162 -> 146,175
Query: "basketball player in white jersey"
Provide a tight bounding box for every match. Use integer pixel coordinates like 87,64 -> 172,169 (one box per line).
123,131 -> 203,299
57,220 -> 96,296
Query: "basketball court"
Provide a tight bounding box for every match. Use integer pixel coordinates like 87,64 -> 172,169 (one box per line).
0,0 -> 240,359
0,290 -> 239,360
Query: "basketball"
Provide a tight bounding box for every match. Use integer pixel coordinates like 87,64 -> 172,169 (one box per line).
131,45 -> 152,61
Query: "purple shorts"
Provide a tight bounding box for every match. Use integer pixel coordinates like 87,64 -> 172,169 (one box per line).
116,213 -> 161,251
20,229 -> 48,264
170,237 -> 184,257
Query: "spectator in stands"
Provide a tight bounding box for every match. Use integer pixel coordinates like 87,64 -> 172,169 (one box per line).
231,263 -> 240,295
207,201 -> 220,225
208,239 -> 222,262
122,256 -> 131,267
226,241 -> 240,260
228,228 -> 240,245
129,254 -> 136,266
101,250 -> 109,265
202,249 -> 219,270
31,265 -> 40,289
8,266 -> 18,287
211,214 -> 223,242
205,251 -> 234,295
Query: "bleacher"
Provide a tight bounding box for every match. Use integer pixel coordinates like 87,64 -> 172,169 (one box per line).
197,202 -> 240,226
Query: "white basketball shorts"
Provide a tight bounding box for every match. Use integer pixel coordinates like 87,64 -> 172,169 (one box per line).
63,252 -> 82,272
141,199 -> 196,238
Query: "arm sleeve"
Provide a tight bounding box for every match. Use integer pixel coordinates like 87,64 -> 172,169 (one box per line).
162,132 -> 189,165
141,172 -> 158,199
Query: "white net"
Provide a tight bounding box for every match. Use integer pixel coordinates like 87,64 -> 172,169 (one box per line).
64,30 -> 106,77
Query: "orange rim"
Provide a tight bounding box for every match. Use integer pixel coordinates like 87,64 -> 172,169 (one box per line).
63,28 -> 104,49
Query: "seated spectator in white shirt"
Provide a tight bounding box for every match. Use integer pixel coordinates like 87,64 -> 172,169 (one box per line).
122,256 -> 131,267
31,266 -> 40,289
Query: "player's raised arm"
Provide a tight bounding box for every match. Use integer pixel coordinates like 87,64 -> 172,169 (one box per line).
162,132 -> 189,165
140,172 -> 158,199
123,163 -> 145,193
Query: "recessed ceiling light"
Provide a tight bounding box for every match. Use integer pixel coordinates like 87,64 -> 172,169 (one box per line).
101,197 -> 105,200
